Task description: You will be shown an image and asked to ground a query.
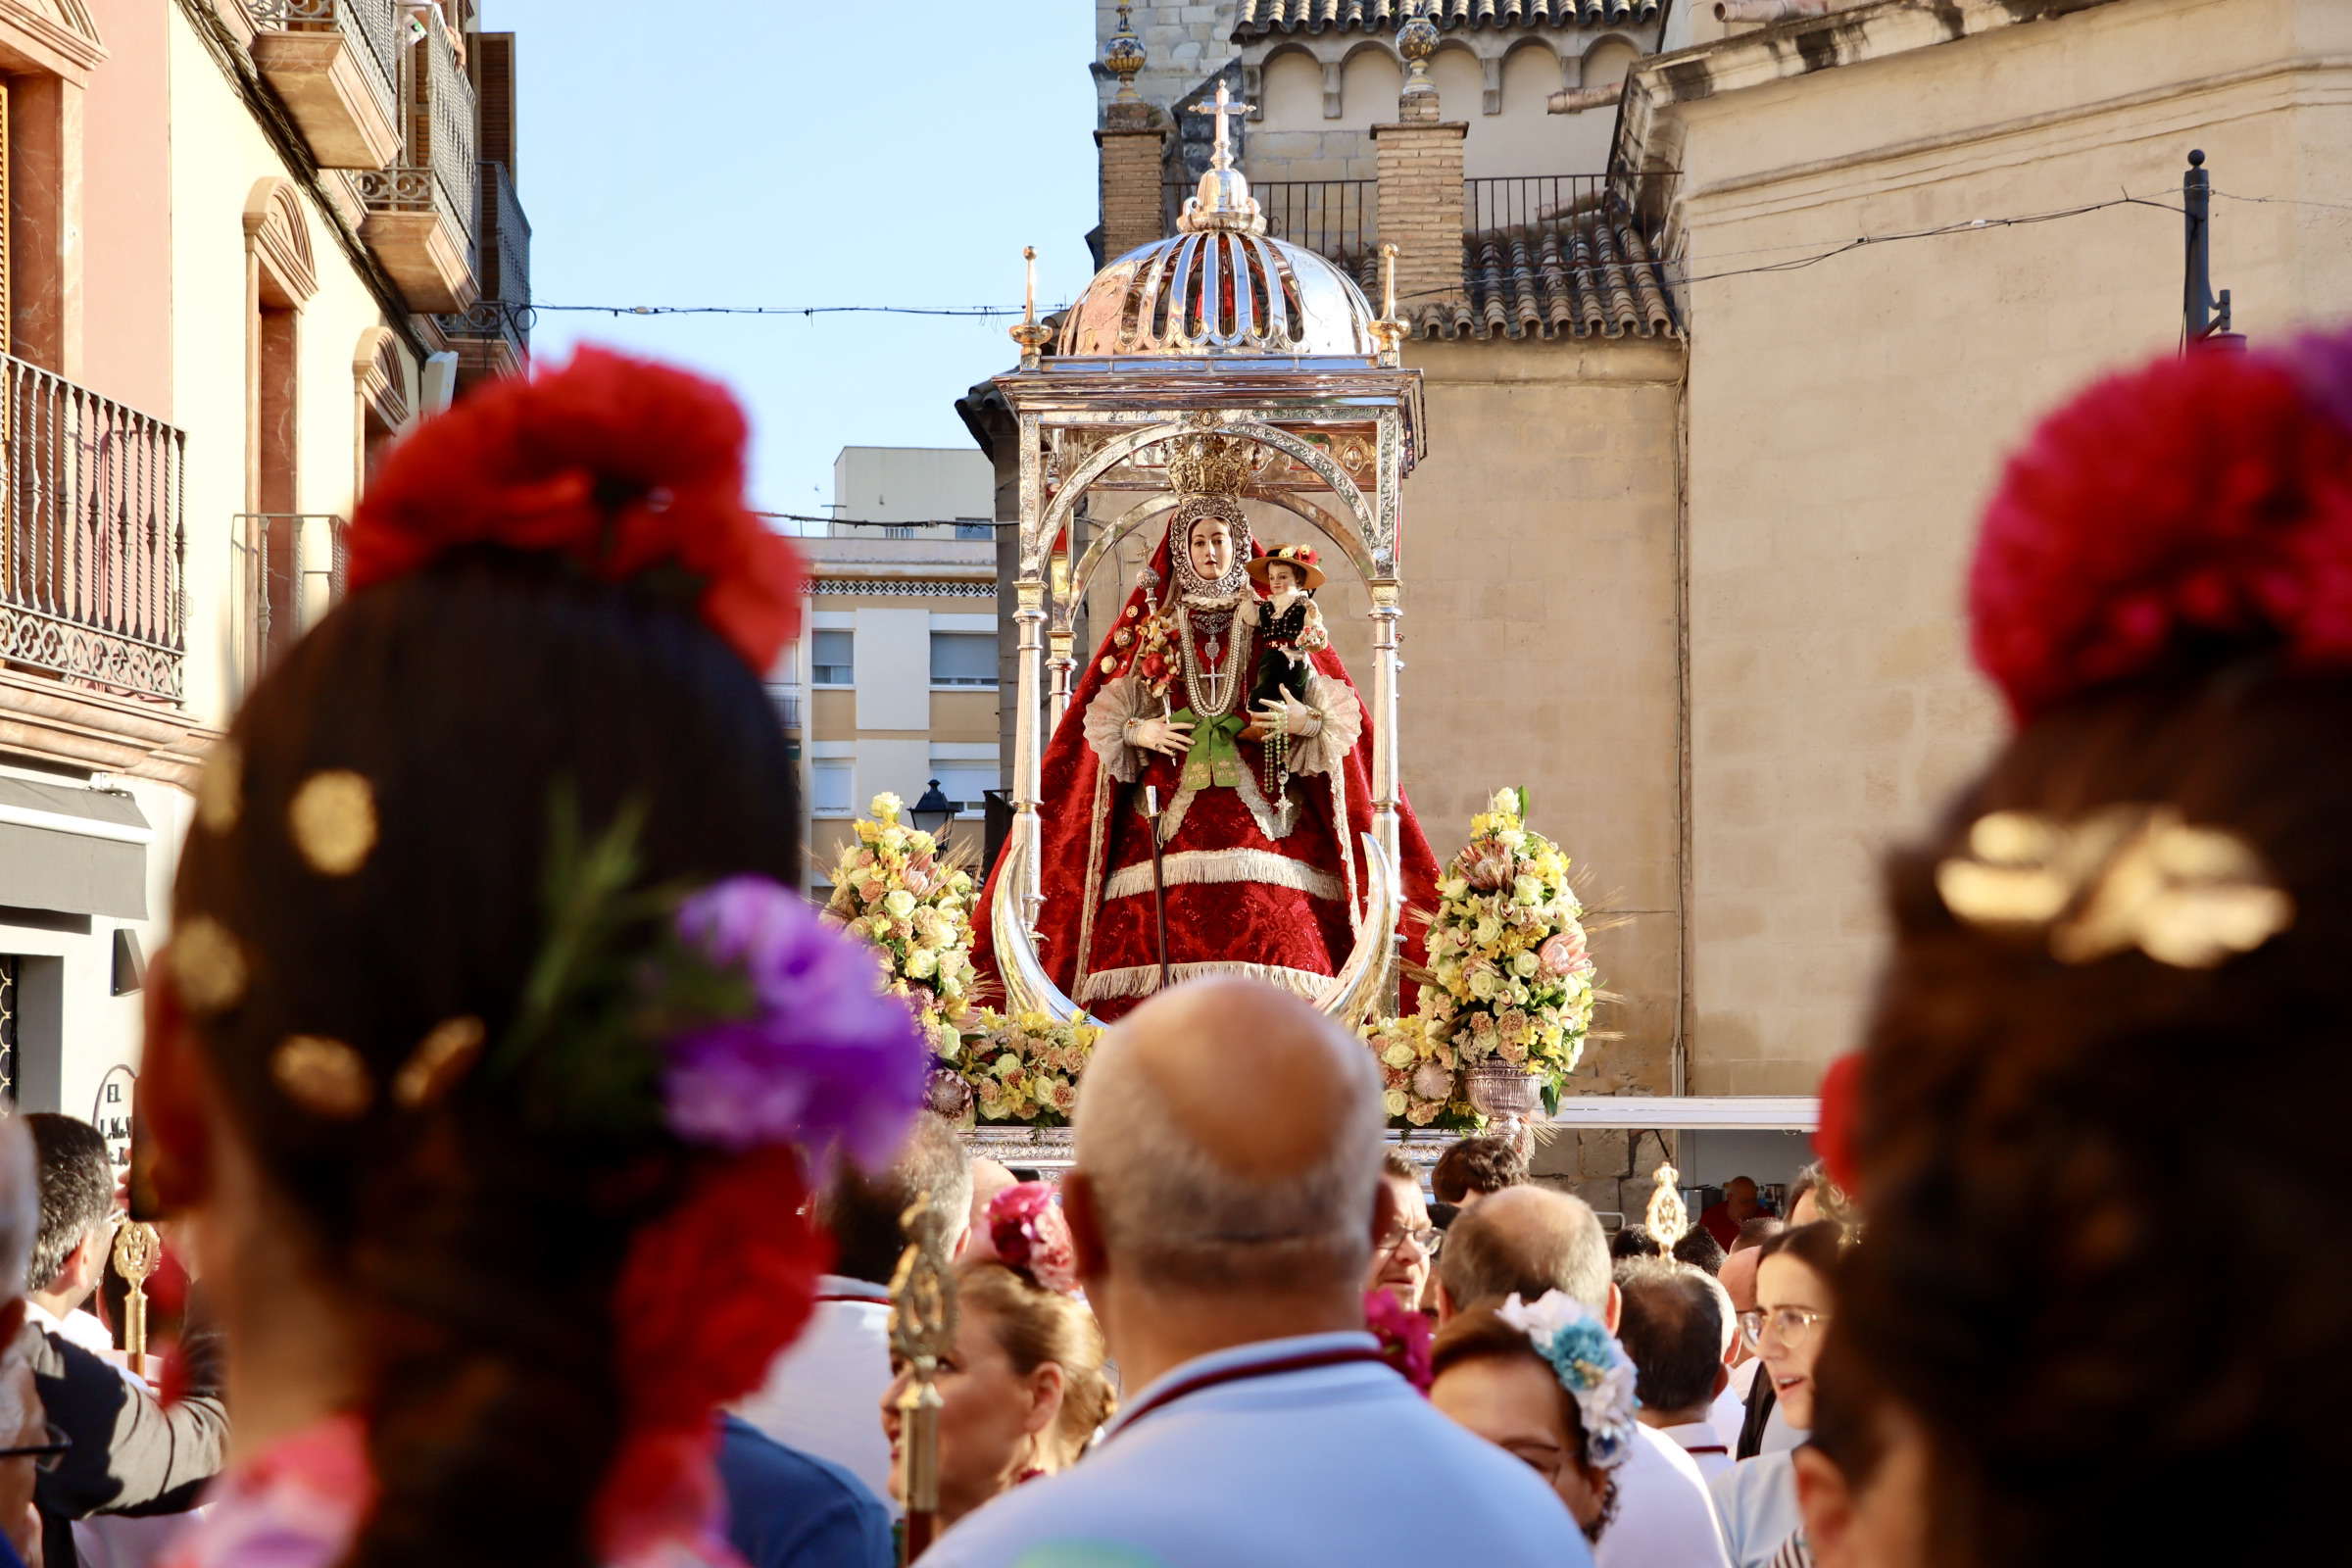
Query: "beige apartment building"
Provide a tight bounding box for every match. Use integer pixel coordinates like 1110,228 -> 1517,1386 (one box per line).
977,0 -> 2351,1204
0,0 -> 527,1122
800,447 -> 1002,892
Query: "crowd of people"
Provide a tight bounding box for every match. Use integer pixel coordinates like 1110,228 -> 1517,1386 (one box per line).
0,321 -> 2341,1567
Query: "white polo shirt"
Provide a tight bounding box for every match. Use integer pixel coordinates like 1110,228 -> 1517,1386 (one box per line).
1593,1424 -> 1736,1568
921,1331 -> 1590,1568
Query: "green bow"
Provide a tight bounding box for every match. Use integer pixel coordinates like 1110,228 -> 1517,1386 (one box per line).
1168,708 -> 1248,790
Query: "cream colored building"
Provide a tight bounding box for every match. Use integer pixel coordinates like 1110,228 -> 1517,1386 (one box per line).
801,447 -> 1001,892
1043,0 -> 2352,1201
0,0 -> 526,1121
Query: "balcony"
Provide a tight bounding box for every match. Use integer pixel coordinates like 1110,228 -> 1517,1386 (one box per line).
356,19 -> 478,313
437,161 -> 530,376
0,356 -> 187,706
229,514 -> 346,697
246,0 -> 404,170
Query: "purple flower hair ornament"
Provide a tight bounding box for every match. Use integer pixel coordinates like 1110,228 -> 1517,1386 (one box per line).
661,875 -> 927,1170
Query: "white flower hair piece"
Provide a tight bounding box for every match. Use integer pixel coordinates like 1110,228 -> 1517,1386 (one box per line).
1495,1290 -> 1641,1470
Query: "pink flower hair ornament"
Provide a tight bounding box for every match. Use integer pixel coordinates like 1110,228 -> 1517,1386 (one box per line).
987,1182 -> 1081,1297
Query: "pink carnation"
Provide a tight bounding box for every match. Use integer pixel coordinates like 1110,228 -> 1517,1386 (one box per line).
988,1182 -> 1081,1296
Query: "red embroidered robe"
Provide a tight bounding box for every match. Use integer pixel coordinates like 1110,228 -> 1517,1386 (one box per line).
973,532 -> 1441,1020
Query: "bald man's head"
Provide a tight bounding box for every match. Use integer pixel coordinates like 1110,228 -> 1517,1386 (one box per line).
1073,977 -> 1382,1294
1439,1185 -> 1611,1314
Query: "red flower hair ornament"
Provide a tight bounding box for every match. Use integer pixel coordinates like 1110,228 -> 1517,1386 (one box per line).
1972,331 -> 2352,721
349,345 -> 803,672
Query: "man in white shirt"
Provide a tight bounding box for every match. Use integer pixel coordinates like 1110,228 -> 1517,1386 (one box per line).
1439,1187 -> 1736,1568
923,979 -> 1587,1568
1617,1258 -> 1735,1483
731,1112 -> 970,1511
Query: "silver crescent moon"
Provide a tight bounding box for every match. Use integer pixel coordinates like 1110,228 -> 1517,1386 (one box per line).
989,819 -> 1400,1027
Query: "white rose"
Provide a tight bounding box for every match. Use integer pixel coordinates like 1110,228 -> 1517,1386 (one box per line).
1382,1042 -> 1415,1069
871,792 -> 904,820
1513,950 -> 1540,977
905,948 -> 939,980
1442,876 -> 1470,900
879,827 -> 907,855
1474,916 -> 1503,949
1513,875 -> 1543,906
1469,969 -> 1499,1001
883,889 -> 917,918
1491,789 -> 1519,817
1498,828 -> 1526,850
1383,1089 -> 1409,1117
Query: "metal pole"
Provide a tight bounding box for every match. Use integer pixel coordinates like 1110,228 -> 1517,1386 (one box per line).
1145,784 -> 1171,995
2183,149 -> 2238,351
2184,149 -> 2213,341
1014,579 -> 1047,935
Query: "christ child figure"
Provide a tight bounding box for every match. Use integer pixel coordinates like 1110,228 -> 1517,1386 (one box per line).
1247,545 -> 1330,722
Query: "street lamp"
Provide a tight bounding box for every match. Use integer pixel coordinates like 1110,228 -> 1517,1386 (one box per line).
909,779 -> 957,837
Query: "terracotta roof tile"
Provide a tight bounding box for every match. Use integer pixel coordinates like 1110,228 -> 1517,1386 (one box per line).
1235,0 -> 1660,34
1327,203 -> 1678,342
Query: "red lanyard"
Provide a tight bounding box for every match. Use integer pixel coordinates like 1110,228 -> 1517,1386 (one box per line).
1105,1347 -> 1390,1442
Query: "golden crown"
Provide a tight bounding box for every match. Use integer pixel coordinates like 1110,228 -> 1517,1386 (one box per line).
1164,433 -> 1255,499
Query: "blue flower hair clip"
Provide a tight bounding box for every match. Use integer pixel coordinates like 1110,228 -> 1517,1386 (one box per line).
1495,1290 -> 1642,1470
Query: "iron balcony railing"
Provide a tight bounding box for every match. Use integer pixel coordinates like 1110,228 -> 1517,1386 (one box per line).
0,355 -> 186,704
1161,178 -> 1378,259
245,0 -> 402,132
357,18 -> 478,256
1464,173 -> 1676,237
417,17 -> 477,252
229,514 -> 346,695
353,165 -> 476,269
438,161 -> 530,354
1157,172 -> 1673,265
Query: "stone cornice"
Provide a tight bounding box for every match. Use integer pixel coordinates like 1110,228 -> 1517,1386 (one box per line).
0,0 -> 107,81
1615,0 -> 2122,175
0,673 -> 217,790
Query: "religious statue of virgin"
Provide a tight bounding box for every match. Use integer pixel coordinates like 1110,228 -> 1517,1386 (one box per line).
974,437 -> 1443,1018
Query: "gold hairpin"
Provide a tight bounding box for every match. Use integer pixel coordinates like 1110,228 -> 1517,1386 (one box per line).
393,1015 -> 486,1109
1936,805 -> 2293,970
288,769 -> 378,876
270,1036 -> 374,1119
196,741 -> 242,835
168,916 -> 249,1015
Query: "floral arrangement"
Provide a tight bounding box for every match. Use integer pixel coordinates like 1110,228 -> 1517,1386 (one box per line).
954,1008 -> 1102,1127
1417,788 -> 1597,1106
821,793 -> 979,1055
1496,1291 -> 1641,1469
987,1181 -> 1080,1296
1099,599 -> 1179,701
1361,1012 -> 1480,1131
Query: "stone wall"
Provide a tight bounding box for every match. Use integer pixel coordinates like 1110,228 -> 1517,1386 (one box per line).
1635,0 -> 2352,1091
1379,337 -> 1687,1095
1529,1125 -> 1677,1230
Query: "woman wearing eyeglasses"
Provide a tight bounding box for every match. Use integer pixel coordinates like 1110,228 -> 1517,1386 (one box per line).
1710,1222 -> 1841,1568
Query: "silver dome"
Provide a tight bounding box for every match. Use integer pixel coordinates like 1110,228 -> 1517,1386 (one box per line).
1055,81 -> 1381,359
1056,228 -> 1381,358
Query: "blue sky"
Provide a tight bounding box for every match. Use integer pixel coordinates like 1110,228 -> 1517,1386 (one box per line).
480,1 -> 1101,527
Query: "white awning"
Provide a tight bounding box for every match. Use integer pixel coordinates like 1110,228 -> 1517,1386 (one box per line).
0,777 -> 151,920
1547,1096 -> 1818,1132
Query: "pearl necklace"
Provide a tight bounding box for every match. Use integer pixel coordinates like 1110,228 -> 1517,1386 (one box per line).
1176,601 -> 1250,719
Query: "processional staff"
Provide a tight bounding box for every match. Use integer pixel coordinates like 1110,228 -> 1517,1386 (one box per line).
112,1220 -> 163,1378
890,1188 -> 959,1565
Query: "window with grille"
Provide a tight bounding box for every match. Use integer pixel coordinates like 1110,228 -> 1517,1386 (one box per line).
930,632 -> 998,687
812,629 -> 853,686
